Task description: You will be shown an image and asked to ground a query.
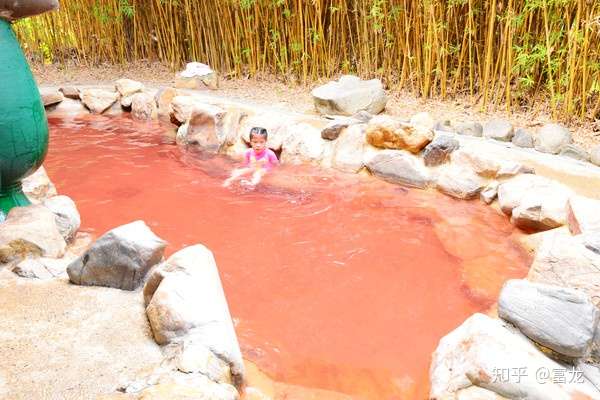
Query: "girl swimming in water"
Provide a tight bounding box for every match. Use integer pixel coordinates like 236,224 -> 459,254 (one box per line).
223,127 -> 279,188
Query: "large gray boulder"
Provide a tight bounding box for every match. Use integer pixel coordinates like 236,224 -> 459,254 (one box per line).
42,195 -> 80,243
498,279 -> 599,358
436,167 -> 486,200
67,220 -> 166,290
423,134 -> 459,167
591,145 -> 600,167
483,119 -> 514,142
0,205 -> 66,263
534,123 -> 572,154
430,313 -> 600,400
366,150 -> 431,189
497,174 -> 573,231
311,75 -> 387,116
0,0 -> 58,20
144,244 -> 244,385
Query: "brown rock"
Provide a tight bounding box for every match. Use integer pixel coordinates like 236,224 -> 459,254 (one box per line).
40,89 -> 64,107
131,92 -> 158,120
80,89 -> 119,114
366,116 -> 433,153
59,86 -> 80,99
155,87 -> 179,119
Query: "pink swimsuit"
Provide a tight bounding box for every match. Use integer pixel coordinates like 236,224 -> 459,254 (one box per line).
244,148 -> 279,170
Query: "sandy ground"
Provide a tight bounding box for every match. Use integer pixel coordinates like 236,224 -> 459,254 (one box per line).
0,269 -> 163,400
31,60 -> 600,150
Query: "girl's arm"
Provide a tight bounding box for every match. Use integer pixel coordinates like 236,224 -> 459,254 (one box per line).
268,150 -> 279,166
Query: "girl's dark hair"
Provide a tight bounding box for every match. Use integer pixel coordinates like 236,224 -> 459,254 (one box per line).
249,126 -> 268,139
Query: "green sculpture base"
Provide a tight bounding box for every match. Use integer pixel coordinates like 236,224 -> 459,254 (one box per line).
0,18 -> 49,222
0,183 -> 29,222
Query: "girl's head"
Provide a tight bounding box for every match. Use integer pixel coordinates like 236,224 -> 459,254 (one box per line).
249,127 -> 268,152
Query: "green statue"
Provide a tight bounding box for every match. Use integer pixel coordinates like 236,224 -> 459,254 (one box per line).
0,0 -> 58,222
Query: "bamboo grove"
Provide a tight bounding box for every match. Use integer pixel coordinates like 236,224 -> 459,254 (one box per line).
14,0 -> 600,121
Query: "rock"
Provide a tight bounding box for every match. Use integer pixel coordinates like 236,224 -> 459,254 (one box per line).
483,119 -> 514,142
171,96 -> 198,123
581,231 -> 600,255
155,87 -> 179,119
456,387 -> 509,400
311,75 -> 387,116
560,144 -> 590,162
239,111 -> 291,151
409,112 -> 436,132
512,128 -> 534,148
175,123 -> 189,145
366,150 -> 431,189
176,340 -> 232,384
0,205 -> 66,263
352,110 -> 373,123
144,245 -> 244,382
67,220 -> 166,290
534,123 -> 572,154
121,95 -> 134,109
591,145 -> 600,167
321,123 -> 348,140
497,174 -> 573,231
430,313 -> 600,400
115,78 -> 144,97
137,374 -> 238,400
422,134 -> 459,166
528,229 -> 600,298
495,161 -> 534,179
39,88 -> 64,107
498,279 -> 599,358
131,92 -> 158,120
11,258 -> 54,279
578,362 -> 600,392
22,166 -> 57,203
566,195 -> 600,234
436,167 -> 486,200
46,97 -> 87,116
455,121 -> 483,137
42,195 -> 80,243
451,149 -> 500,178
59,86 -> 80,100
280,123 -> 327,164
184,104 -> 226,151
365,115 -> 433,153
480,181 -> 499,204
433,120 -> 456,133
175,62 -> 218,90
0,0 -> 58,21
331,124 -> 367,173
80,89 -> 119,114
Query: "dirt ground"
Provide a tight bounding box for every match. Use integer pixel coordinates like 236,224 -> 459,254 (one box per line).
31,60 -> 600,151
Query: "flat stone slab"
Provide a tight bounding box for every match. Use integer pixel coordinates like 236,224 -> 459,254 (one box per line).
312,75 -> 387,116
366,150 -> 431,189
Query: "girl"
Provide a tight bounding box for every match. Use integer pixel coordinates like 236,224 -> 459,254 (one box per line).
223,127 -> 279,187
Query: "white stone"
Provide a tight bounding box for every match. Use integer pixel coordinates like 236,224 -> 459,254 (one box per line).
80,89 -> 119,114
311,75 -> 387,116
480,181 -> 499,204
534,123 -> 572,154
436,166 -> 486,200
131,92 -> 157,120
0,205 -> 66,263
42,195 -> 80,243
566,195 -> 600,234
451,149 -> 501,178
115,78 -> 144,97
280,123 -> 328,164
145,244 -> 244,381
430,313 -> 600,400
22,166 -> 57,203
331,124 -> 368,173
366,150 -> 431,189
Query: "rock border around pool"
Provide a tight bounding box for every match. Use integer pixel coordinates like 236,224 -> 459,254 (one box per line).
38,77 -> 600,399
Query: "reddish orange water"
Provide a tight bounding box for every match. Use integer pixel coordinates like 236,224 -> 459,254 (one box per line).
45,115 -> 530,399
